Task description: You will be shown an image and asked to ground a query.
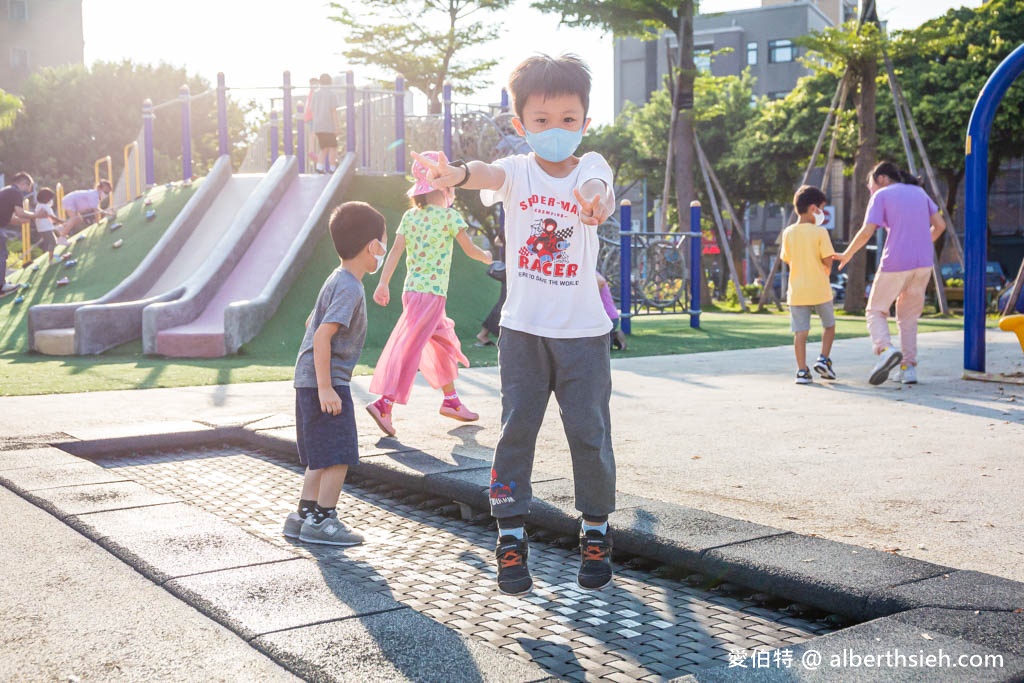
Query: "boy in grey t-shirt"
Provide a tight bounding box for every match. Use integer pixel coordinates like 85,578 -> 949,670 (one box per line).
283,201 -> 388,546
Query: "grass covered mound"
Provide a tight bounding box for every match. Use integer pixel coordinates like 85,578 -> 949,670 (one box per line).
0,181 -> 200,353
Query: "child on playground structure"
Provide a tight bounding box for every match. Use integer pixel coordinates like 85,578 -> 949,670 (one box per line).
779,185 -> 837,385
412,53 -> 617,596
34,187 -> 63,263
311,73 -> 340,173
283,201 -> 387,547
365,151 -> 493,437
57,180 -> 113,244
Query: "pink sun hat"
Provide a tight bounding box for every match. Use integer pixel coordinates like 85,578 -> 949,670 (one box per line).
407,151 -> 454,207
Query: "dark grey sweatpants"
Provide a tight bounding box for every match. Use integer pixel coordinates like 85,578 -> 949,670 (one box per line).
489,327 -> 616,521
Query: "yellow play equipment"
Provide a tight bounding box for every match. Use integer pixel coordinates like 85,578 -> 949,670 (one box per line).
999,314 -> 1024,354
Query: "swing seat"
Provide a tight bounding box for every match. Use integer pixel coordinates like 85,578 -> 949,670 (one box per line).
998,314 -> 1024,354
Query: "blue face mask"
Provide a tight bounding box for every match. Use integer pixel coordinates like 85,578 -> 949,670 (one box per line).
523,126 -> 585,163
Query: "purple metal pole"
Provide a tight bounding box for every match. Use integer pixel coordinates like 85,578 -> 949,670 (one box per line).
361,91 -> 370,169
142,98 -> 155,186
689,201 -> 702,329
395,75 -> 406,173
179,84 -> 192,181
297,103 -> 306,173
619,200 -> 632,335
283,71 -> 293,157
270,110 -> 279,163
217,73 -> 228,157
443,82 -> 453,159
500,87 -> 509,113
346,71 -> 356,155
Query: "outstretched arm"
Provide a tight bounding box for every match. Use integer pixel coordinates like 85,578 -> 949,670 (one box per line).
411,150 -> 505,192
455,230 -> 492,265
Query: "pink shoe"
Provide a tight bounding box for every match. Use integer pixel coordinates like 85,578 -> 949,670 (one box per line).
439,399 -> 479,422
366,399 -> 395,436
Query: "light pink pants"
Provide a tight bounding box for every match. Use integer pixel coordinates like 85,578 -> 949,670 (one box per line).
369,291 -> 468,405
865,266 -> 931,366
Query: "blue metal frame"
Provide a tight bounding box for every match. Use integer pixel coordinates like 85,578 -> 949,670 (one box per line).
964,43 -> 1024,372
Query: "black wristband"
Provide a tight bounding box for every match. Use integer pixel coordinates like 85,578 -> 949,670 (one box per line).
450,160 -> 471,188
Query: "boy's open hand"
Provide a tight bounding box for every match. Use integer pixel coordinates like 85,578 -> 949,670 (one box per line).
411,150 -> 466,190
373,282 -> 390,306
574,188 -> 609,226
318,387 -> 342,415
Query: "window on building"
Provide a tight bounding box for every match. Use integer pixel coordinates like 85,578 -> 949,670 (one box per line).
9,0 -> 29,21
10,47 -> 30,70
768,39 -> 796,64
746,41 -> 758,66
768,91 -> 789,101
694,47 -> 712,74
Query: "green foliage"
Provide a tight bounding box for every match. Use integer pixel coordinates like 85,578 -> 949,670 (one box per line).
529,0 -> 681,38
0,61 -> 250,190
328,0 -> 512,114
0,89 -> 21,131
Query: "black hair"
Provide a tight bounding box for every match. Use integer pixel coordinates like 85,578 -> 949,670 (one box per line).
794,185 -> 827,215
872,161 -> 921,186
329,201 -> 385,260
97,179 -> 112,192
319,73 -> 332,86
36,187 -> 55,203
11,171 -> 33,186
509,53 -> 591,121
411,194 -> 429,208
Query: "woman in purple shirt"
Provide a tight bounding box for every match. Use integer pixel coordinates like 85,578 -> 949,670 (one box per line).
837,161 -> 946,386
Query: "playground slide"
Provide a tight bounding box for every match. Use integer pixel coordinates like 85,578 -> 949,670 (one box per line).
153,153 -> 355,357
28,156 -> 233,355
139,156 -> 295,354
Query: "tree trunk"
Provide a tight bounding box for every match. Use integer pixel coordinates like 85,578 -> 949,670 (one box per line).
674,1 -> 696,232
844,57 -> 877,314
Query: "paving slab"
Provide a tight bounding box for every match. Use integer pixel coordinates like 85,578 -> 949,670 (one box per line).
253,609 -> 555,683
890,607 -> 1024,657
0,459 -> 129,492
874,569 -> 1024,615
0,486 -> 296,682
165,558 -> 401,640
67,502 -> 295,583
702,534 -> 952,621
679,615 -> 1024,682
0,445 -> 86,470
24,479 -> 178,517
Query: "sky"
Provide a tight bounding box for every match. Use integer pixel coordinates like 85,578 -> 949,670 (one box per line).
82,0 -> 984,126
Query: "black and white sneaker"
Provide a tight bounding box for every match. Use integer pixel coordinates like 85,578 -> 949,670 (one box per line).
578,528 -> 614,590
495,534 -> 532,595
813,356 -> 836,380
795,368 -> 813,385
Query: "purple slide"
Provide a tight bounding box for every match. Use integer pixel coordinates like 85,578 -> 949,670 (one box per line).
154,173 -> 330,357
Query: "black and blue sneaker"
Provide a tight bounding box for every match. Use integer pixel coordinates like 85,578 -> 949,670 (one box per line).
495,534 -> 532,595
578,528 -> 614,590
813,355 -> 836,380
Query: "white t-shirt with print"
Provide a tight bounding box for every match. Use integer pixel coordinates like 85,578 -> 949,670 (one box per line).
480,152 -> 614,339
36,201 -> 58,233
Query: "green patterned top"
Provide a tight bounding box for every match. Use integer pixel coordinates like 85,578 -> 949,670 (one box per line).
398,205 -> 467,296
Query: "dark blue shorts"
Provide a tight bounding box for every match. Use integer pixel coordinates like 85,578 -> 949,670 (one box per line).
295,385 -> 359,470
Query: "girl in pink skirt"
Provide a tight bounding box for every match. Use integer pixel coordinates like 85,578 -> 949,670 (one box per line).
366,151 -> 493,436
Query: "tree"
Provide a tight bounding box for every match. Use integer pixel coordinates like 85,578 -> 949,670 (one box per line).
0,61 -> 249,191
0,89 -> 20,132
329,0 -> 512,114
530,0 -> 698,231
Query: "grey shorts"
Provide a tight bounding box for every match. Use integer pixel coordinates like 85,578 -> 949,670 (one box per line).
790,301 -> 835,333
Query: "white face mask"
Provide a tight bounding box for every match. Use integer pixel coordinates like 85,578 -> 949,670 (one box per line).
370,240 -> 386,274
814,209 -> 826,226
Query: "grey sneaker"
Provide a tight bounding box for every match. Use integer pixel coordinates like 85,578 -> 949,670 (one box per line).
299,515 -> 364,546
282,511 -> 309,539
869,348 -> 902,386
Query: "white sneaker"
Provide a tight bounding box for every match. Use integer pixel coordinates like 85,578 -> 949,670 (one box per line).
869,348 -> 903,386
898,364 -> 917,384
56,236 -> 69,246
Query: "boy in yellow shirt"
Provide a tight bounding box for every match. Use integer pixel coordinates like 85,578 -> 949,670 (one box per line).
780,185 -> 837,384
